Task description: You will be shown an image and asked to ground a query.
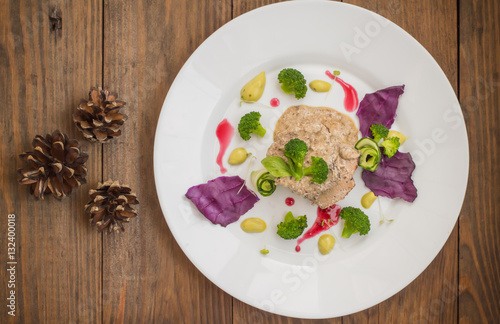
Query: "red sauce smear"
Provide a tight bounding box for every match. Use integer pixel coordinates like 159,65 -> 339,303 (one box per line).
285,197 -> 295,206
295,204 -> 341,252
325,70 -> 359,112
270,98 -> 280,107
215,119 -> 234,174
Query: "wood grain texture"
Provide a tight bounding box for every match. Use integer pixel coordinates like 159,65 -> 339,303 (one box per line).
101,0 -> 233,322
343,0 -> 460,323
0,0 -> 102,323
231,0 -> 458,323
458,0 -> 500,323
230,1 -> 341,323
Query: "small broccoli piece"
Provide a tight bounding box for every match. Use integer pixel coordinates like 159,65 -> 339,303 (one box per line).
380,136 -> 401,158
339,206 -> 371,239
370,124 -> 389,143
276,211 -> 308,240
237,111 -> 267,141
278,68 -> 308,99
284,138 -> 308,181
303,156 -> 329,184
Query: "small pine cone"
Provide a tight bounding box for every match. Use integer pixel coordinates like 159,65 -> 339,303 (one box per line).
86,180 -> 139,232
73,87 -> 127,143
17,130 -> 88,199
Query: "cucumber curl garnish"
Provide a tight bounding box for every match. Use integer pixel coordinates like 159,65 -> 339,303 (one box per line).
251,169 -> 276,197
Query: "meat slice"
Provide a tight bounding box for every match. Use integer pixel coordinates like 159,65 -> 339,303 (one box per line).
273,105 -> 358,145
267,105 -> 360,208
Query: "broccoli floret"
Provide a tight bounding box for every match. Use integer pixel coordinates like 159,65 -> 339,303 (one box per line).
340,207 -> 371,238
276,211 -> 308,240
370,124 -> 389,143
278,68 -> 307,99
380,136 -> 400,158
237,111 -> 267,141
303,156 -> 329,184
284,138 -> 308,181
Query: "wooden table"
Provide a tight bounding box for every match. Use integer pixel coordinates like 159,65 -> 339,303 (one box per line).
1,0 -> 498,322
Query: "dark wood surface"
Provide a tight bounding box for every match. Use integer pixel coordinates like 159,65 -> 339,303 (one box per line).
0,0 -> 498,323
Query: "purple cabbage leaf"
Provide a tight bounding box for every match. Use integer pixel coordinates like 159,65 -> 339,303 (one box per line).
361,151 -> 417,202
356,85 -> 405,137
185,176 -> 259,227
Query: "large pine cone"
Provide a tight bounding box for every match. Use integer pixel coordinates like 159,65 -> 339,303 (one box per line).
17,130 -> 88,199
73,87 -> 127,143
86,180 -> 139,232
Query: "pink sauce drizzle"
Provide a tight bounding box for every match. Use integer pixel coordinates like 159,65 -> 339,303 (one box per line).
270,98 -> 280,107
325,70 -> 359,112
295,204 -> 341,252
215,119 -> 234,174
285,197 -> 295,206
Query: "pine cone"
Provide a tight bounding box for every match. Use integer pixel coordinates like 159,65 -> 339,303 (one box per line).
73,87 -> 127,143
17,130 -> 88,199
86,180 -> 139,232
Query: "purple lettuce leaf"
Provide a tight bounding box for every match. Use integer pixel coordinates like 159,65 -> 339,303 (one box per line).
361,151 -> 417,202
185,176 -> 259,227
357,85 -> 405,137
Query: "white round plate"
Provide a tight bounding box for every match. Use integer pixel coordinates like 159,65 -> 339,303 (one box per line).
154,0 -> 468,319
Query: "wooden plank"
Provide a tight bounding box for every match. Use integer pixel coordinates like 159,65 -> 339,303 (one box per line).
458,0 -> 500,322
343,0 -> 459,323
101,0 -> 233,322
231,0 -> 459,322
0,0 -> 102,323
230,1 -> 343,323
